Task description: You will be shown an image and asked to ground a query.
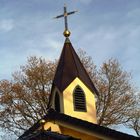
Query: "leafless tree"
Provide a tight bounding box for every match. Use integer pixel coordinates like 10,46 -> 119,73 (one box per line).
0,56 -> 56,136
126,93 -> 140,137
96,59 -> 136,126
0,53 -> 139,137
78,50 -> 139,136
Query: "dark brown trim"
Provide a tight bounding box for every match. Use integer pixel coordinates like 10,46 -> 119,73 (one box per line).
19,109 -> 140,140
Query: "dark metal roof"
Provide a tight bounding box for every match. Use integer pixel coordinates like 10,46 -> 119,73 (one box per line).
52,37 -> 98,95
19,109 -> 140,140
19,130 -> 79,140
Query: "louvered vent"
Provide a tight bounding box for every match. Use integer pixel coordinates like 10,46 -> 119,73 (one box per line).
73,86 -> 86,112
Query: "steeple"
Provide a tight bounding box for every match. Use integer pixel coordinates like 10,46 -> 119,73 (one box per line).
49,5 -> 98,124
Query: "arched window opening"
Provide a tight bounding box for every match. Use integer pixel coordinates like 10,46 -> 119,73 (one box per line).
73,86 -> 86,112
55,92 -> 60,112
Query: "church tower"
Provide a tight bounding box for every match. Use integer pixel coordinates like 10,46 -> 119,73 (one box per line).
48,5 -> 98,124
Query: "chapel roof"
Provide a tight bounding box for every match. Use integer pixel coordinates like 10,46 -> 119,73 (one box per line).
19,130 -> 79,140
18,109 -> 140,140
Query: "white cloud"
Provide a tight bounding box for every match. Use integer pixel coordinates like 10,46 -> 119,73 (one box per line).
127,8 -> 140,19
0,19 -> 15,32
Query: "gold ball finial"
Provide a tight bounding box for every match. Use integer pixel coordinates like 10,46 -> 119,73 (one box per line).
39,119 -> 46,124
63,30 -> 71,37
39,119 -> 46,130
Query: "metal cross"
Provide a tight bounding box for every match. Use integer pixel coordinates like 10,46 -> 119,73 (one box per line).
54,4 -> 78,31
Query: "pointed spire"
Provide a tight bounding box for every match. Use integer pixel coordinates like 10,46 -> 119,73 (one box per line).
65,37 -> 70,43
52,38 -> 98,95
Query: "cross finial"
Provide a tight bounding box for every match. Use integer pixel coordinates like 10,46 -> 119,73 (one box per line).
54,4 -> 78,37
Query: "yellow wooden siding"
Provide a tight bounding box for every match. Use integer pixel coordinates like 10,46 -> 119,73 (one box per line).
63,77 -> 97,124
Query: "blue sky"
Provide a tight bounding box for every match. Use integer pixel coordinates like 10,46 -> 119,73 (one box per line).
0,0 -> 140,136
